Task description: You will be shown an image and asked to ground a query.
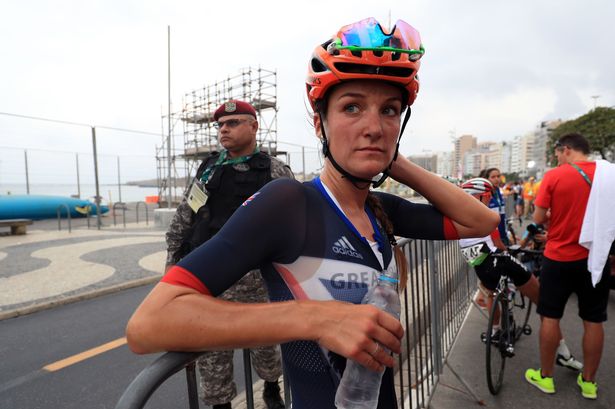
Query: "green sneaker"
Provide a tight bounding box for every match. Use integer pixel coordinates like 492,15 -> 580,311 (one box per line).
525,368 -> 555,394
577,373 -> 597,399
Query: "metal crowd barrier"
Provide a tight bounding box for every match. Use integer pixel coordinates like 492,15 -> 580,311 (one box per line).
115,238 -> 477,409
56,204 -> 71,232
113,202 -> 127,228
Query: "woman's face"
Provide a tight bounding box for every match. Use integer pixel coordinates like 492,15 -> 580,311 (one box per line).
488,170 -> 501,187
315,80 -> 403,179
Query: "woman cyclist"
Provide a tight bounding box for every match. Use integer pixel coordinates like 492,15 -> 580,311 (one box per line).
479,168 -> 509,245
126,17 -> 499,408
460,178 -> 581,371
459,178 -> 540,321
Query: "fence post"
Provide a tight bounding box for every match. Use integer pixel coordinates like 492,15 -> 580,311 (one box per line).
112,202 -> 126,228
91,127 -> 102,230
24,150 -> 30,194
75,153 -> 81,198
56,204 -> 72,233
243,349 -> 255,409
135,201 -> 149,225
428,241 -> 443,376
117,156 -> 123,204
185,362 -> 199,409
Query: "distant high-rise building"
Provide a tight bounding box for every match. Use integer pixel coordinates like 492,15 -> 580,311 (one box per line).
462,141 -> 500,176
454,134 -> 477,177
534,120 -> 563,175
510,120 -> 562,177
436,151 -> 454,177
511,134 -> 528,174
409,153 -> 438,173
500,141 -> 513,173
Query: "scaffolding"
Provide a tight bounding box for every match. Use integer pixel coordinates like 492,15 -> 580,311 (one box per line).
156,67 -> 281,205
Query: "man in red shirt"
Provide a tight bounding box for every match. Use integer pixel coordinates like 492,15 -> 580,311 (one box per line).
524,133 -> 610,400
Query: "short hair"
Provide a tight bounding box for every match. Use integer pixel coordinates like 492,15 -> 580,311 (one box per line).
554,133 -> 590,154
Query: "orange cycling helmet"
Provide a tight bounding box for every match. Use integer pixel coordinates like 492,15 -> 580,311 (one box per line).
306,17 -> 424,109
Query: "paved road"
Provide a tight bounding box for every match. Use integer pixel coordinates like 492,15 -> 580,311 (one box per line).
0,282 -> 263,409
0,213 -> 282,409
0,284 -> 184,409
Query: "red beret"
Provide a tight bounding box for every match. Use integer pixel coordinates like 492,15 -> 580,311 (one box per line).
213,100 -> 257,121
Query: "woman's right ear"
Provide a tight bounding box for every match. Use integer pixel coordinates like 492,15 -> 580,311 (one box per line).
313,113 -> 322,138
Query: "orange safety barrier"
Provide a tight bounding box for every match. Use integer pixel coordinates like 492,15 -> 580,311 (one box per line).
145,195 -> 159,204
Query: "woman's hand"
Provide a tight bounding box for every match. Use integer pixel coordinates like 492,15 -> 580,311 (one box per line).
309,301 -> 404,372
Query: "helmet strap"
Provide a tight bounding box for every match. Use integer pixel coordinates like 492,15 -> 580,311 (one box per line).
317,107 -> 412,189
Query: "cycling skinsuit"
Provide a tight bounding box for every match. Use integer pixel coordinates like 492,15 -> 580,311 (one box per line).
163,177 -> 458,409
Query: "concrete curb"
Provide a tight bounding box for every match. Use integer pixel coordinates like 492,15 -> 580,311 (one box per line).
0,274 -> 162,321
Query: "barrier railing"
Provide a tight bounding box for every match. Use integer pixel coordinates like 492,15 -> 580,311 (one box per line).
113,202 -> 127,228
115,238 -> 478,409
135,201 -> 149,225
56,204 -> 71,232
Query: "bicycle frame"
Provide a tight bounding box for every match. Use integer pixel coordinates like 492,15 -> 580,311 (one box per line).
484,272 -> 532,394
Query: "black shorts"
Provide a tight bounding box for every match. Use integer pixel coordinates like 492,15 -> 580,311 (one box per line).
537,256 -> 610,323
474,252 -> 532,291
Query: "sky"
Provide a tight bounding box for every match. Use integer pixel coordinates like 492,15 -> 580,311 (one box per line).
1,0 -> 614,185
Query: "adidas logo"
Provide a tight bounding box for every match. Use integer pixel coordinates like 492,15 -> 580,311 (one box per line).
332,236 -> 364,259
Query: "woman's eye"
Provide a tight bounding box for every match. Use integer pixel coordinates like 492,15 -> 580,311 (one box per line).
344,104 -> 360,113
383,106 -> 400,116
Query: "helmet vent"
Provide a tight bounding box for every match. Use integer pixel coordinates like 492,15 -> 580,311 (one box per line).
372,50 -> 383,57
350,50 -> 362,57
391,51 -> 401,61
311,58 -> 328,73
334,63 -> 414,78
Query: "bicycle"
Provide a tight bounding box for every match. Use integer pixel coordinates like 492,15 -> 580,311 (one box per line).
482,249 -> 538,395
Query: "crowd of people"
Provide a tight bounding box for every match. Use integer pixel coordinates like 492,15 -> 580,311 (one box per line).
461,132 -> 615,400
500,176 -> 541,227
122,16 -> 614,408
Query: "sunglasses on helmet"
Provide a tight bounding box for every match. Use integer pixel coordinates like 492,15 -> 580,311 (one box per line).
333,17 -> 425,61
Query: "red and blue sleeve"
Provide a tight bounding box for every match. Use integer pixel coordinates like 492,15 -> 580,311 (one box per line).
376,192 -> 459,240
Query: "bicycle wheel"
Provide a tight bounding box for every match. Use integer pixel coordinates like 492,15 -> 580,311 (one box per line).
486,292 -> 508,395
516,294 -> 532,340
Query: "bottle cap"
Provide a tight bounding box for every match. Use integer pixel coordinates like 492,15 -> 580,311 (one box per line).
378,274 -> 399,284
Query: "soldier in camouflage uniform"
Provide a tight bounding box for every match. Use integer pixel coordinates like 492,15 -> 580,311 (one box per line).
165,100 -> 293,409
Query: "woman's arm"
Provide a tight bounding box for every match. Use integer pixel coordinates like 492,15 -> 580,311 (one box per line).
389,155 -> 500,237
126,282 -> 403,372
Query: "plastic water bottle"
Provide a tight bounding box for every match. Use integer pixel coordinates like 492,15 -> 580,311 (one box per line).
335,271 -> 401,409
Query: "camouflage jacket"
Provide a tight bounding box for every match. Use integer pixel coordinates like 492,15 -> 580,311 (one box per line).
165,155 -> 294,267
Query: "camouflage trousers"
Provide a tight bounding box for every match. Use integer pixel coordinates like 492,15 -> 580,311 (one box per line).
198,270 -> 283,405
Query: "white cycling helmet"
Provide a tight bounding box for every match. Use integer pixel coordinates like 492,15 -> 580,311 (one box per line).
461,177 -> 494,195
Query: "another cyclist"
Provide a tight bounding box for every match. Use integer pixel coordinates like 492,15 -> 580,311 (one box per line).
126,17 -> 499,409
460,178 -> 581,369
479,168 -> 509,246
459,178 -> 540,321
